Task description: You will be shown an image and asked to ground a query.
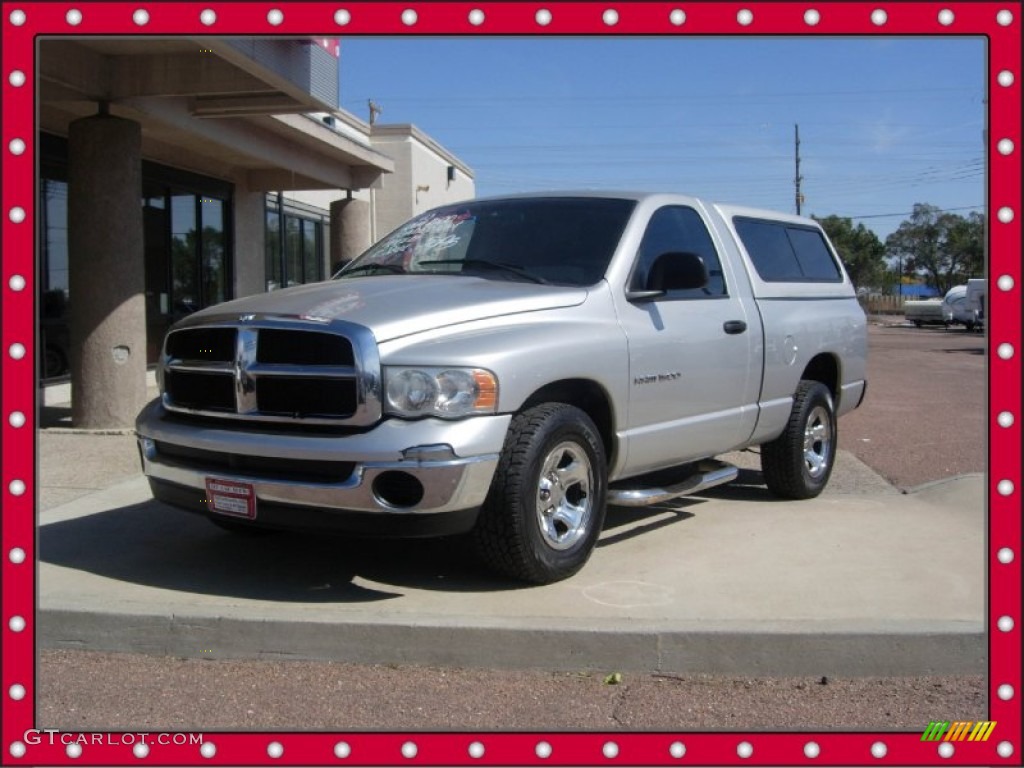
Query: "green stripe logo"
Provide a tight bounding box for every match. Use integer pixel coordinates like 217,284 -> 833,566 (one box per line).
922,721 -> 950,741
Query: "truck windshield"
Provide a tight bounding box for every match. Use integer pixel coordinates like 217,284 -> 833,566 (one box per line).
335,197 -> 636,287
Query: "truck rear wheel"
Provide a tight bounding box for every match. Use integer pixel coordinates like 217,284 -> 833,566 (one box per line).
761,380 -> 836,500
472,403 -> 607,584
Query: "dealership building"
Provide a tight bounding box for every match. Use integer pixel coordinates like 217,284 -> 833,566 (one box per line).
38,37 -> 474,428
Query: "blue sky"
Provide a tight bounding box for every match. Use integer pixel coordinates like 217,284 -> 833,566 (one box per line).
338,37 -> 985,241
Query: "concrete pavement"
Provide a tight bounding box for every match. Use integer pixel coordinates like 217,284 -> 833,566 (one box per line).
36,426 -> 986,678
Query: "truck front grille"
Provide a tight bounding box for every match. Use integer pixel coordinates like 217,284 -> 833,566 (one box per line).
160,320 -> 379,426
154,441 -> 356,484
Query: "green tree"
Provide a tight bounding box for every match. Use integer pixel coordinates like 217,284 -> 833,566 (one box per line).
813,215 -> 886,290
885,204 -> 984,295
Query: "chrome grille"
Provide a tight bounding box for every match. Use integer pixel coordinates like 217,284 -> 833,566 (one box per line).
160,318 -> 380,426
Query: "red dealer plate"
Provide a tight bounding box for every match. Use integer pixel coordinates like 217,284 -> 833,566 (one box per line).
205,477 -> 257,520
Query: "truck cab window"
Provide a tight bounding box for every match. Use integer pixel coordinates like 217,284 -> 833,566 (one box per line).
631,206 -> 727,297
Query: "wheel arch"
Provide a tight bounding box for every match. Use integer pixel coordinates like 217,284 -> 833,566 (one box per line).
800,353 -> 840,402
519,379 -> 617,468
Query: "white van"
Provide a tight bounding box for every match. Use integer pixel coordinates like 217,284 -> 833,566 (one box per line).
942,280 -> 985,331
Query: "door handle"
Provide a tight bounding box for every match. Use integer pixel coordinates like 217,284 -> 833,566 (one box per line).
723,320 -> 747,335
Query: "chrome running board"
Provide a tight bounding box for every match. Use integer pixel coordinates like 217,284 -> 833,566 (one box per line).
607,459 -> 739,507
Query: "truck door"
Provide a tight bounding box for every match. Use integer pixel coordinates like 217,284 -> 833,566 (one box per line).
617,205 -> 760,474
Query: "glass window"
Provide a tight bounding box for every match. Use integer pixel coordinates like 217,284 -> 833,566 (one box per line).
285,215 -> 302,287
734,218 -> 841,283
265,208 -> 281,291
787,226 -> 842,281
201,198 -> 227,305
171,194 -> 198,317
303,218 -> 320,283
41,178 -> 70,301
631,206 -> 727,297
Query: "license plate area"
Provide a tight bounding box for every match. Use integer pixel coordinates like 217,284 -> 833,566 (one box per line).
205,477 -> 257,519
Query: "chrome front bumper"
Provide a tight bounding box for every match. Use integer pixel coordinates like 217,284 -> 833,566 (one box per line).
135,400 -> 509,516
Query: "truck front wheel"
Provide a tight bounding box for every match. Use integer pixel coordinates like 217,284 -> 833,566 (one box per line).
473,403 -> 607,584
761,380 -> 836,500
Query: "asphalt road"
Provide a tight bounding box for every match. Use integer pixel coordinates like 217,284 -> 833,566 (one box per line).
36,321 -> 989,732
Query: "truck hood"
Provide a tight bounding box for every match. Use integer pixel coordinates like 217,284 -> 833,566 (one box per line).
180,276 -> 589,342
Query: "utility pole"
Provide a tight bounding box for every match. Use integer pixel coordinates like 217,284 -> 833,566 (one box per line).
794,123 -> 804,215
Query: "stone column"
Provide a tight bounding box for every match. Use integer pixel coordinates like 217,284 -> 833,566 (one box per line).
330,197 -> 372,270
68,112 -> 147,429
233,181 -> 266,298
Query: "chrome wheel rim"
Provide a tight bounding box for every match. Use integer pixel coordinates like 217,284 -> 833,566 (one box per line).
535,441 -> 593,551
803,405 -> 833,479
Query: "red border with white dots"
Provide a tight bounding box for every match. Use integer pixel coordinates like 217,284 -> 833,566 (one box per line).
1,2 -> 1021,766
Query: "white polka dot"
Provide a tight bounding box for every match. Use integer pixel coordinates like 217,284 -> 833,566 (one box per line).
997,741 -> 1014,758
132,8 -> 149,25
804,741 -> 820,758
536,9 -> 552,26
65,8 -> 82,25
669,9 -> 686,25
199,8 -> 216,25
401,9 -> 417,25
9,274 -> 26,291
9,70 -> 26,87
997,548 -> 1015,564
200,742 -> 216,758
938,741 -> 954,758
998,479 -> 1015,496
133,743 -> 149,758
9,684 -> 26,700
669,742 -> 686,758
66,742 -> 82,758
998,70 -> 1015,87
9,410 -> 27,428
334,741 -> 351,758
997,683 -> 1015,699
9,207 -> 25,223
9,479 -> 25,496
9,742 -> 26,759
401,741 -> 417,759
871,741 -> 888,758
468,9 -> 484,25
267,741 -> 283,758
9,9 -> 26,25
468,741 -> 485,758
997,615 -> 1014,632
804,9 -> 820,26
267,9 -> 283,25
998,343 -> 1014,360
998,274 -> 1014,291
938,9 -> 954,25
603,741 -> 619,758
536,741 -> 552,759
997,9 -> 1014,26
9,615 -> 26,632
871,9 -> 887,25
998,207 -> 1015,223
334,9 -> 351,25
737,741 -> 753,758
737,9 -> 753,25
9,343 -> 26,360
9,546 -> 26,563
998,138 -> 1014,155
603,9 -> 618,26
8,138 -> 25,155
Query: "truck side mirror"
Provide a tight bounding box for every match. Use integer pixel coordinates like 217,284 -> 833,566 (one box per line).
628,252 -> 708,301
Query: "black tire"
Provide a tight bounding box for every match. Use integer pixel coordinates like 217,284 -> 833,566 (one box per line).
472,403 -> 607,584
761,381 -> 837,500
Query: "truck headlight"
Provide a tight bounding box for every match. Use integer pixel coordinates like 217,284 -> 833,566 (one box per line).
384,367 -> 498,418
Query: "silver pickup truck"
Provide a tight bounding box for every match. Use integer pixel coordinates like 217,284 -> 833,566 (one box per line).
136,192 -> 868,583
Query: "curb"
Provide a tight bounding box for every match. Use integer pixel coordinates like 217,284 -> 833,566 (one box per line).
38,610 -> 985,677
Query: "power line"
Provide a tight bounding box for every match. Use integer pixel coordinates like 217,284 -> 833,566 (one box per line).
846,206 -> 982,220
